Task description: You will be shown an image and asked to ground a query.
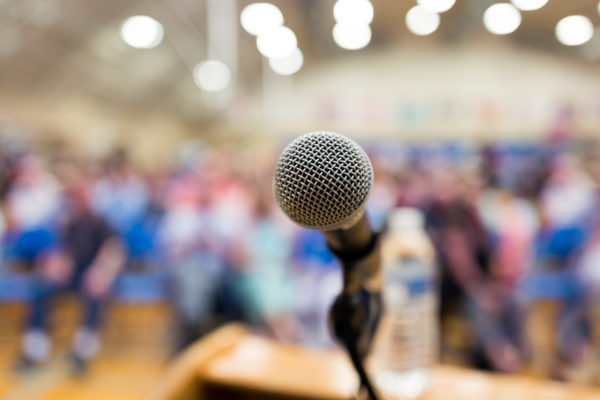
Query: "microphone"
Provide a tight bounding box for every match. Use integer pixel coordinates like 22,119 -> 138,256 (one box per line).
273,131 -> 381,290
273,131 -> 382,400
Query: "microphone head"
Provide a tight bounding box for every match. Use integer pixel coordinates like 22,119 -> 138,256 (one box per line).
273,131 -> 373,231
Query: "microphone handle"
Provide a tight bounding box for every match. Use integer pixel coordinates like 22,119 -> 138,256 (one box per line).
323,213 -> 382,295
323,212 -> 372,256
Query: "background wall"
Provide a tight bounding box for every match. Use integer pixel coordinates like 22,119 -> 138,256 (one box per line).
289,39 -> 600,140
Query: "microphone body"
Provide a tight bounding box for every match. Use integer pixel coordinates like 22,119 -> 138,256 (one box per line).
273,132 -> 382,399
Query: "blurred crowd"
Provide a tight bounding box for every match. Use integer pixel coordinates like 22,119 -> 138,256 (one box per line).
0,137 -> 344,375
1,133 -> 600,383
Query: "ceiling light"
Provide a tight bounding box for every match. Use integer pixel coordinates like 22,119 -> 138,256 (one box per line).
483,3 -> 521,35
511,0 -> 548,11
257,26 -> 297,59
333,0 -> 374,27
269,48 -> 304,75
121,16 -> 164,49
416,0 -> 456,13
333,24 -> 371,50
406,6 -> 440,36
240,3 -> 284,36
194,60 -> 231,92
556,15 -> 594,46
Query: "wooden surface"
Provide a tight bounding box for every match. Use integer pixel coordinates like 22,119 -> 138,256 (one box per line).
202,335 -> 358,400
150,323 -> 600,400
419,366 -> 600,400
146,323 -> 250,400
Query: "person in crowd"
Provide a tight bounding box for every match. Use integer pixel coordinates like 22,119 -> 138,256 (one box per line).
92,149 -> 149,269
292,228 -> 342,347
477,178 -> 539,373
0,138 -> 17,268
18,162 -> 125,374
4,155 -> 63,271
0,139 -> 17,200
516,152 -> 594,379
158,156 -> 229,351
573,152 -> 600,376
539,154 -> 596,230
0,203 -> 5,269
425,164 -> 528,372
366,158 -> 399,232
233,185 -> 299,342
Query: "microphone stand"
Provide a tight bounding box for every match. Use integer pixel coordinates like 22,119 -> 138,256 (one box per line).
325,214 -> 383,400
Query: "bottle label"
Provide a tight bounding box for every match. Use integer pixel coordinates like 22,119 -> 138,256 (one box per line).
388,276 -> 433,297
377,255 -> 438,375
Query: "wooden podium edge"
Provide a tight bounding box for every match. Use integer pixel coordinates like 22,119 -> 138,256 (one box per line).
145,323 -> 250,400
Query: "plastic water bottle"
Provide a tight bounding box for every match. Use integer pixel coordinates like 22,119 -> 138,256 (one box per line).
372,208 -> 438,399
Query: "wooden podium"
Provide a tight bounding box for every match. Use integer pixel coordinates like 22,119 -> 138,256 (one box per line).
146,323 -> 600,400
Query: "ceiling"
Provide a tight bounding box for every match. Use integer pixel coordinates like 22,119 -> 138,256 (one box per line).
0,0 -> 599,125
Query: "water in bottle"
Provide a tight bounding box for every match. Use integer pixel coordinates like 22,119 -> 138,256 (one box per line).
372,207 -> 438,399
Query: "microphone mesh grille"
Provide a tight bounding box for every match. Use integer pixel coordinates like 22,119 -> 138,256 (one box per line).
273,131 -> 373,229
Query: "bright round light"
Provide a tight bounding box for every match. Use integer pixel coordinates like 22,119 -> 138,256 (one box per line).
194,60 -> 231,92
483,3 -> 521,35
269,48 -> 303,75
240,3 -> 284,36
332,24 -> 371,50
511,0 -> 548,11
406,6 -> 440,36
556,16 -> 594,46
257,26 -> 297,58
334,0 -> 374,27
417,0 -> 456,13
121,16 -> 164,49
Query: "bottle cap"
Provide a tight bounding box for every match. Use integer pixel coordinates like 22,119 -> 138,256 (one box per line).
389,207 -> 424,231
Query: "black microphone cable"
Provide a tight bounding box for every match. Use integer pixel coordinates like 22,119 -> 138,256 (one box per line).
331,289 -> 382,400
